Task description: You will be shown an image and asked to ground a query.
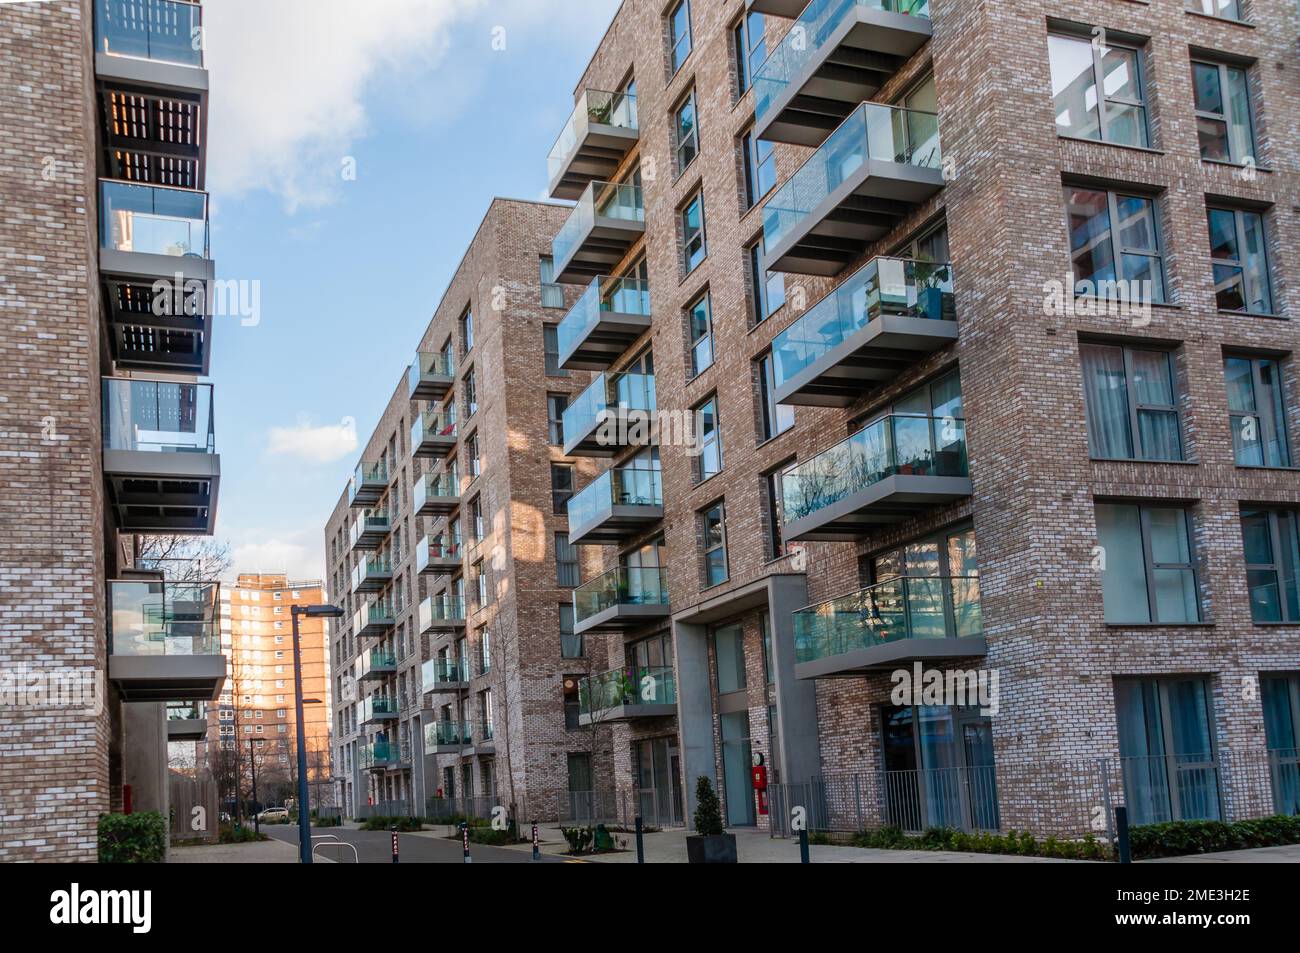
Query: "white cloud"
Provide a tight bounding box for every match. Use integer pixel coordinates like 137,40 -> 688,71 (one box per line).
228,532 -> 324,587
266,415 -> 358,463
203,0 -> 483,210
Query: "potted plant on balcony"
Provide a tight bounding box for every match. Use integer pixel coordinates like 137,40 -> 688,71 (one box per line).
686,776 -> 736,864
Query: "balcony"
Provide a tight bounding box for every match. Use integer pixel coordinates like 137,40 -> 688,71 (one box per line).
424,719 -> 472,754
356,648 -> 399,682
166,701 -> 207,740
762,104 -> 943,276
422,657 -> 469,693
416,534 -> 462,576
781,414 -> 970,541
771,256 -> 956,407
350,554 -> 393,594
94,1 -> 208,190
552,182 -> 644,283
102,378 -> 219,534
419,596 -> 466,633
359,739 -> 402,772
108,580 -> 224,702
349,508 -> 391,551
574,567 -> 670,636
748,0 -> 810,17
793,575 -> 984,677
754,0 -> 933,146
568,466 -> 663,545
408,350 -> 456,402
557,276 -> 652,371
578,666 -> 677,725
102,273 -> 212,376
471,721 -> 496,755
348,460 -> 388,508
411,409 -> 458,459
352,598 -> 398,639
99,181 -> 212,283
358,695 -> 399,727
562,371 -> 656,458
413,472 -> 460,516
548,89 -> 640,200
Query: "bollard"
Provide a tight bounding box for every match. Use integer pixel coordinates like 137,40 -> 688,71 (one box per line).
1115,806 -> 1131,864
635,815 -> 645,864
798,826 -> 810,864
391,828 -> 399,864
531,821 -> 540,862
461,821 -> 472,864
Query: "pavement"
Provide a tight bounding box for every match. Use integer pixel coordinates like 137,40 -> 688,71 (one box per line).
169,837 -> 304,864
262,821 -> 570,863
1145,844 -> 1300,863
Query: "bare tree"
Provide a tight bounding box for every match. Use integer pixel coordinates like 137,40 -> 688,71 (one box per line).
137,534 -> 232,582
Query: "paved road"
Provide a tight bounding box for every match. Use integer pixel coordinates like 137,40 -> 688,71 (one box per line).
264,824 -> 569,864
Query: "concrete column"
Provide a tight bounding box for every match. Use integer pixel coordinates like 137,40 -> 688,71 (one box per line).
767,575 -> 821,784
122,703 -> 169,817
673,618 -> 715,830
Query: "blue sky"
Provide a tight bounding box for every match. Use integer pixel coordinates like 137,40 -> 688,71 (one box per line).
200,0 -> 622,582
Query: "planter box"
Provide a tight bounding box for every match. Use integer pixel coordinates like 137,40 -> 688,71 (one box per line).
686,833 -> 737,864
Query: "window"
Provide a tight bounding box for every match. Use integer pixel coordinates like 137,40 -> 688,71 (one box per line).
474,561 -> 488,609
463,368 -> 478,417
668,0 -> 691,75
466,432 -> 481,478
1225,356 -> 1290,467
469,495 -> 484,542
547,394 -> 568,446
479,628 -> 491,674
675,90 -> 699,174
713,623 -> 746,694
687,292 -> 713,376
1262,678 -> 1300,806
764,470 -> 787,560
1079,343 -> 1183,461
540,256 -> 564,309
867,526 -> 982,638
564,682 -> 582,731
702,503 -> 728,587
559,603 -> 582,658
747,239 -> 785,324
1207,207 -> 1272,314
555,533 -> 579,588
1048,31 -> 1148,147
551,464 -> 574,514
1115,678 -> 1220,824
1064,187 -> 1165,303
734,11 -> 766,97
1241,508 -> 1300,623
543,324 -> 567,376
695,397 -> 722,481
460,309 -> 474,354
757,353 -> 794,441
1095,503 -> 1201,624
682,192 -> 707,273
1192,60 -> 1255,165
1187,0 -> 1241,22
742,130 -> 776,209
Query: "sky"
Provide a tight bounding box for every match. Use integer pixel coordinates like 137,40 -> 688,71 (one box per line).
199,0 -> 623,584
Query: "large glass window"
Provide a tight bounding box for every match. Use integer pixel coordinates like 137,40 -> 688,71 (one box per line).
1207,207 -> 1272,314
1225,355 -> 1290,467
1261,675 -> 1300,815
1241,508 -> 1300,623
733,11 -> 766,97
675,90 -> 699,173
668,0 -> 692,75
880,706 -> 1000,832
757,353 -> 794,441
1049,32 -> 1148,147
540,256 -> 564,309
687,292 -> 713,377
547,393 -> 567,446
1115,678 -> 1221,824
713,623 -> 746,694
543,324 -> 568,377
559,603 -> 582,658
555,532 -> 579,588
1187,0 -> 1242,22
1095,503 -> 1200,624
682,192 -> 707,273
1064,187 -> 1165,303
1080,343 -> 1183,461
460,309 -> 474,354
748,239 -> 785,324
695,396 -> 722,481
551,463 -> 574,514
743,130 -> 776,209
1192,60 -> 1255,165
702,503 -> 728,587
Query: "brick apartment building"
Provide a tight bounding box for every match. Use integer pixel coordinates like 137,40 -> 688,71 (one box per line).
212,575 -> 332,814
325,199 -> 615,820
351,0 -> 1300,837
0,0 -> 226,860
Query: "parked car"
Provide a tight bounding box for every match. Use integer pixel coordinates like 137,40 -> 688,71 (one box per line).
258,808 -> 290,823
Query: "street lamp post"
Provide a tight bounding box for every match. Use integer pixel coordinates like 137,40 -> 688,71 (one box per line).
291,602 -> 344,864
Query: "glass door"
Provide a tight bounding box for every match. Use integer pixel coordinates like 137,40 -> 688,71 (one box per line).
720,712 -> 756,826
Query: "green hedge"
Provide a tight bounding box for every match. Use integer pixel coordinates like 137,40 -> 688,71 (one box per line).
851,826 -> 1111,861
360,815 -> 425,832
219,823 -> 269,844
98,812 -> 167,863
1130,816 -> 1300,860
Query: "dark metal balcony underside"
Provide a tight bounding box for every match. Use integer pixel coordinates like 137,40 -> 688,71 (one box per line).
784,474 -> 972,542
554,218 -> 645,285
774,315 -> 958,407
551,125 -> 640,201
96,75 -> 207,190
351,570 -> 392,595
578,701 -> 676,726
103,450 -> 220,534
414,492 -> 460,517
409,371 -> 454,403
746,0 -> 808,17
356,614 -> 394,640
102,277 -> 211,375
167,717 -> 208,741
110,655 -> 225,703
756,9 -> 933,147
573,603 -> 671,637
349,481 -> 385,508
418,554 -> 461,576
796,636 -> 987,679
413,429 -> 457,459
563,408 -> 654,459
569,503 -> 663,546
559,310 -> 652,371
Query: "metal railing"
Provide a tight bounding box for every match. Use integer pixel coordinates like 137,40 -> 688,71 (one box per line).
573,566 -> 669,625
563,370 -> 657,443
553,181 -> 644,269
578,665 -> 676,717
108,580 -> 221,656
548,89 -> 639,184
556,275 -> 652,359
96,0 -> 204,67
99,179 -> 210,258
102,378 -> 215,454
567,466 -> 662,531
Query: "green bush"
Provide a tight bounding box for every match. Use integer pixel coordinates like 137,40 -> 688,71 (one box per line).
849,825 -> 1110,861
219,823 -> 269,844
98,812 -> 167,863
560,825 -> 594,855
1129,816 -> 1300,860
693,776 -> 724,836
314,815 -> 342,828
467,826 -> 519,846
360,815 -> 424,832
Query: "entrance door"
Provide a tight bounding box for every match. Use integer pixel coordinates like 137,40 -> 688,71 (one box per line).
720,711 -> 756,826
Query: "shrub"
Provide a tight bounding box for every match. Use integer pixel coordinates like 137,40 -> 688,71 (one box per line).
1128,816 -> 1300,860
314,815 -> 342,828
560,825 -> 594,855
693,776 -> 724,836
467,826 -> 519,846
98,812 -> 167,863
219,823 -> 269,844
361,815 -> 424,832
849,825 -> 1112,861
